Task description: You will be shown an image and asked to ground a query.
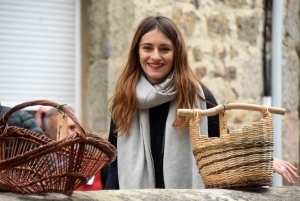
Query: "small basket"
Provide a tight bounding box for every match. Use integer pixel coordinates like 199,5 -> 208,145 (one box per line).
189,107 -> 274,188
0,100 -> 117,195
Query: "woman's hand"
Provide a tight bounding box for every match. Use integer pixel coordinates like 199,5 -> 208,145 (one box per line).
273,157 -> 299,184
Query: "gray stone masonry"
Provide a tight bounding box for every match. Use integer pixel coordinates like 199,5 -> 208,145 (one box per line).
0,187 -> 300,201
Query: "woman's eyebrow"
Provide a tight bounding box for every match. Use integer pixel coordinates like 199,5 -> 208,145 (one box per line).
141,43 -> 172,46
140,43 -> 153,46
160,44 -> 172,47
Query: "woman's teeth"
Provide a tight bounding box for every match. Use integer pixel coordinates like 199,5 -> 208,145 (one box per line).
149,63 -> 163,68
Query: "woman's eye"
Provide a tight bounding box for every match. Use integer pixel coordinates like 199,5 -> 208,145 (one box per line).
161,48 -> 170,52
143,46 -> 152,51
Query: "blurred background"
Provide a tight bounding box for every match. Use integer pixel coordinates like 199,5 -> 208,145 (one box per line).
0,0 -> 299,186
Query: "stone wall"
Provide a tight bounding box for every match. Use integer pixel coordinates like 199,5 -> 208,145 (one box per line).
281,0 -> 300,182
81,0 -> 300,184
81,0 -> 110,137
1,187 -> 300,201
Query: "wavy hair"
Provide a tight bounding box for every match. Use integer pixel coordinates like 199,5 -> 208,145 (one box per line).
109,16 -> 212,136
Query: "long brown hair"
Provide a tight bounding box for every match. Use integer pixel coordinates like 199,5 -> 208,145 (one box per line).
109,16 -> 211,136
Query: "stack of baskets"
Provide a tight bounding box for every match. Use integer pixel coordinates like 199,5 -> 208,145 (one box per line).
189,106 -> 274,188
0,100 -> 117,195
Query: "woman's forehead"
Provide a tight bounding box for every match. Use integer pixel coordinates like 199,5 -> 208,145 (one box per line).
140,29 -> 173,45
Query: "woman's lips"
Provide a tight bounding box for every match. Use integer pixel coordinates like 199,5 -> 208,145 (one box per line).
148,63 -> 164,69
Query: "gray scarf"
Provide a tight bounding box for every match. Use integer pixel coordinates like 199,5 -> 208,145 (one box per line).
117,73 -> 208,189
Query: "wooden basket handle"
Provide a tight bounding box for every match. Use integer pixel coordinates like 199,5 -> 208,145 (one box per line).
177,103 -> 285,117
0,100 -> 86,140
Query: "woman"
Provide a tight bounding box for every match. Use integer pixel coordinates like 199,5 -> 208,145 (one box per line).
105,16 -> 298,189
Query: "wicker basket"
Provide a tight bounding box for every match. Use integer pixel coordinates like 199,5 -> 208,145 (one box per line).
188,106 -> 275,188
0,100 -> 117,195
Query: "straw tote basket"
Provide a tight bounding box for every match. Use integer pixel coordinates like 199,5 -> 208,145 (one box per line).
178,103 -> 285,189
0,100 -> 117,195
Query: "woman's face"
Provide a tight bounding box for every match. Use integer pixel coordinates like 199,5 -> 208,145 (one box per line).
138,29 -> 174,85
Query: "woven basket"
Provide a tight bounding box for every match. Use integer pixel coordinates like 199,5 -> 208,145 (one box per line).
189,108 -> 274,188
0,100 -> 117,195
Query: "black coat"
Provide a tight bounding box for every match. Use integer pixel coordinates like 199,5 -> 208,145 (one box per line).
105,87 -> 220,189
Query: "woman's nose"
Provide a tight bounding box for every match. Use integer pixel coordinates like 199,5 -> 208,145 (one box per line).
151,49 -> 161,60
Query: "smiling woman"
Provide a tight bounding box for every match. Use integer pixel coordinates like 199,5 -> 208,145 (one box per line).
139,29 -> 174,84
104,15 -> 298,190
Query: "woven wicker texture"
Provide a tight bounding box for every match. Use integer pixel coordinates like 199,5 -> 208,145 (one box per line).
190,109 -> 274,188
0,100 -> 117,195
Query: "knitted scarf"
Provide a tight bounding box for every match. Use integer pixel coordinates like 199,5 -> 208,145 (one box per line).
117,73 -> 208,189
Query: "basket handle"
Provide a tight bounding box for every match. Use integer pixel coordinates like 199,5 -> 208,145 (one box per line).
177,103 -> 285,117
0,100 -> 86,140
187,104 -> 276,149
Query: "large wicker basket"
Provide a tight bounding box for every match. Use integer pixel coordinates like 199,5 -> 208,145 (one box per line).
178,103 -> 285,189
0,100 -> 117,195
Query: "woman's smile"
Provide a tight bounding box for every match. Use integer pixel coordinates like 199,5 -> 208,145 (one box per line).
148,62 -> 164,69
